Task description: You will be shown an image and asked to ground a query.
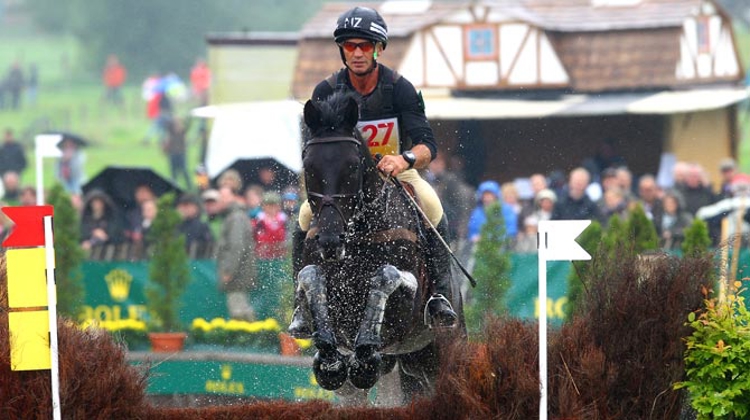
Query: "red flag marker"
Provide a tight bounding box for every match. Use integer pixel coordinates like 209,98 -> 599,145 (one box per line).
2,206 -> 54,248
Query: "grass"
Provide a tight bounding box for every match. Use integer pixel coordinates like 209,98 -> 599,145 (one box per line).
3,84 -> 202,193
0,22 -> 201,193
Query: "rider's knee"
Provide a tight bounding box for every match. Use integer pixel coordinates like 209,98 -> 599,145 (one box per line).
298,201 -> 312,231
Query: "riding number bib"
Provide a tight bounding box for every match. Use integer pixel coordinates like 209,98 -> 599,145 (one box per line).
357,117 -> 400,157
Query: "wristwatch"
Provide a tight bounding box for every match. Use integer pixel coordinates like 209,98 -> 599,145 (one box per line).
402,150 -> 417,169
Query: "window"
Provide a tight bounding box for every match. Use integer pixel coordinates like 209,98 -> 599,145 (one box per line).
464,25 -> 497,60
696,16 -> 710,54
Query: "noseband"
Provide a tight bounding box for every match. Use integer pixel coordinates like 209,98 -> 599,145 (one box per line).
304,136 -> 365,232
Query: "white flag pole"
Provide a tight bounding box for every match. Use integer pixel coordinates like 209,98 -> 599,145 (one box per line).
537,220 -> 591,420
44,215 -> 61,420
34,134 -> 63,206
538,232 -> 549,420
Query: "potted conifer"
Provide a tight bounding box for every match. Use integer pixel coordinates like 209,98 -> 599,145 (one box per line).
145,193 -> 191,352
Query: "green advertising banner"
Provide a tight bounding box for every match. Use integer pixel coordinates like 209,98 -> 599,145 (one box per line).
80,260 -> 229,326
129,356 -> 334,400
79,256 -> 578,326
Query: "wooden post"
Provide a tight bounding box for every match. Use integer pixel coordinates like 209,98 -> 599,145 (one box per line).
719,217 -> 729,303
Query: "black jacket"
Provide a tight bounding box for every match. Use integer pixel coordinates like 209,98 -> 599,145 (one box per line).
312,64 -> 438,159
0,141 -> 26,175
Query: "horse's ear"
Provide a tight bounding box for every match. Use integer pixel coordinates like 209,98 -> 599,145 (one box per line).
344,96 -> 359,129
304,100 -> 321,131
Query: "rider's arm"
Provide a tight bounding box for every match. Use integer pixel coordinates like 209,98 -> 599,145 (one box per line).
393,77 -> 438,162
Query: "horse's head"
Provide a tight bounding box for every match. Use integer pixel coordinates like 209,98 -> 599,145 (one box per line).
302,93 -> 366,261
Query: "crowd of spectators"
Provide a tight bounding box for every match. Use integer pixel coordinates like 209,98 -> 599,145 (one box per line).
454,157 -> 750,255
0,130 -> 747,320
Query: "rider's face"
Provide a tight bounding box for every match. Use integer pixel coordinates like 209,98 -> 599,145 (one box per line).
340,38 -> 381,75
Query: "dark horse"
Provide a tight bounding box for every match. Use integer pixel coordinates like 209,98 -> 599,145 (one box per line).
298,92 -> 464,401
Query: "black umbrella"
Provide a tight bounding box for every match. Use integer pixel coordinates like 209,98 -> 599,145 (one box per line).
82,166 -> 183,211
212,158 -> 298,191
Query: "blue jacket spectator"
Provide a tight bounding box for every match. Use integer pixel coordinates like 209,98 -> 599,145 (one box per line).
467,180 -> 518,242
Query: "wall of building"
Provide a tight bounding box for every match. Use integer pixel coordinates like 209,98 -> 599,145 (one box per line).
665,107 -> 736,190
209,45 -> 298,103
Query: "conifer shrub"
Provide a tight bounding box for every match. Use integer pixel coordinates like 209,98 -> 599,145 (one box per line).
627,203 -> 659,253
682,218 -> 712,257
466,202 -> 512,336
565,220 -> 602,319
145,193 -> 190,332
47,184 -> 86,319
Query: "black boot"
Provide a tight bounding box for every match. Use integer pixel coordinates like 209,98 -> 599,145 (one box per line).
424,217 -> 458,328
288,228 -> 312,338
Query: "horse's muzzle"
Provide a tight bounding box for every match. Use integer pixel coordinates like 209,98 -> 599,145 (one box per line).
315,232 -> 347,261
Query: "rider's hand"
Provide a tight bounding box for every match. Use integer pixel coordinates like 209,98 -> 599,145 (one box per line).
376,154 -> 408,177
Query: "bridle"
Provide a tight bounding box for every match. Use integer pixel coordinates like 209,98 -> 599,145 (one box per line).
303,135 -> 367,234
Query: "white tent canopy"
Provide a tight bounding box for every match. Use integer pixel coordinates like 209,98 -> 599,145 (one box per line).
191,100 -> 304,179
422,87 -> 750,120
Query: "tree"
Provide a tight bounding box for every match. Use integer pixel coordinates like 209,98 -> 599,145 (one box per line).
681,218 -> 712,257
627,203 -> 659,253
466,202 -> 512,335
565,220 -> 603,320
145,193 -> 190,332
47,184 -> 85,318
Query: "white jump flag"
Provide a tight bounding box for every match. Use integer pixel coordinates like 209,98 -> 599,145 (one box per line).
537,220 -> 591,420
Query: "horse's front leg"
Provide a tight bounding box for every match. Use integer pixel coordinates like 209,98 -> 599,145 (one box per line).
349,265 -> 418,390
298,265 -> 348,390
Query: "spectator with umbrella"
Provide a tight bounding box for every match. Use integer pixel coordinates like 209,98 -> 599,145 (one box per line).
80,189 -> 123,253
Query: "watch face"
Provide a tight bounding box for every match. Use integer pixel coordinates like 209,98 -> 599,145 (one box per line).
404,151 -> 416,165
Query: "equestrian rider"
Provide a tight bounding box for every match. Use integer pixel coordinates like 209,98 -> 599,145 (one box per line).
288,6 -> 459,337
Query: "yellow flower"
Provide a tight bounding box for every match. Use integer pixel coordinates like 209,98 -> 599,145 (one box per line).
191,318 -> 212,332
295,338 -> 313,350
209,317 -> 227,328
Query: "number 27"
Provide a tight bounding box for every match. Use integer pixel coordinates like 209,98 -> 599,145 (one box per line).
361,122 -> 394,147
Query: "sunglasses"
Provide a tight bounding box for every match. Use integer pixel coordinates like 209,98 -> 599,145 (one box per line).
339,41 -> 376,53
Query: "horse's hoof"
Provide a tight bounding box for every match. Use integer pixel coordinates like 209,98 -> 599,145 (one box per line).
349,347 -> 382,389
425,294 -> 458,328
313,350 -> 348,390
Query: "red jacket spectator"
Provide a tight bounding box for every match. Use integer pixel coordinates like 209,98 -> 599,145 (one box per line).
252,193 -> 287,260
190,58 -> 211,104
102,55 -> 127,88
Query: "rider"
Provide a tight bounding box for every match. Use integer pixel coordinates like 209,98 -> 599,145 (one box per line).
288,6 -> 458,337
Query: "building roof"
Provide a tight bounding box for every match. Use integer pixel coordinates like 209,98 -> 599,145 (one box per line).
300,0 -> 705,40
519,0 -> 701,32
291,0 -> 740,96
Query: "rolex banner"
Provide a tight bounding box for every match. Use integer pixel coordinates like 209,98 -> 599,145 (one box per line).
78,251 -> 750,327
79,261 -> 227,326
77,255 -> 576,326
